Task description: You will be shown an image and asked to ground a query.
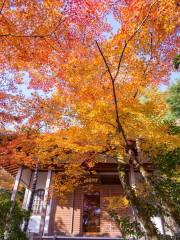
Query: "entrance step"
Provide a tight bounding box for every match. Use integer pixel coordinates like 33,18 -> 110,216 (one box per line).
32,236 -> 125,240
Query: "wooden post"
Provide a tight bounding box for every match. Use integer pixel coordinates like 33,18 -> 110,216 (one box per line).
71,190 -> 75,235
4,166 -> 23,240
39,169 -> 52,236
23,160 -> 39,232
22,171 -> 33,209
47,197 -> 53,234
11,166 -> 23,202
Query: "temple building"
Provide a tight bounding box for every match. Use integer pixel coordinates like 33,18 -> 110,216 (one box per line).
1,155 -> 167,240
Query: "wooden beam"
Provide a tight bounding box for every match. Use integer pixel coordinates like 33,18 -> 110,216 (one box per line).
1,164 -> 19,177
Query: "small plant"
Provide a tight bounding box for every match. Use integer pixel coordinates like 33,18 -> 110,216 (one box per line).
109,210 -> 145,239
0,189 -> 29,240
173,54 -> 180,70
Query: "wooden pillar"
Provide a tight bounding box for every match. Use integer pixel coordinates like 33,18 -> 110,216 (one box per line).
39,169 -> 52,236
11,166 -> 23,202
71,190 -> 75,235
23,161 -> 39,232
22,171 -> 33,209
47,197 -> 54,234
4,166 -> 23,240
22,188 -> 29,209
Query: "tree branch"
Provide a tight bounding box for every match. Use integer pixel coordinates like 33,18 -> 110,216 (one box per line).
130,32 -> 154,103
127,1 -> 157,43
114,41 -> 127,81
95,41 -> 129,146
95,40 -> 114,82
95,1 -> 157,148
114,0 -> 157,82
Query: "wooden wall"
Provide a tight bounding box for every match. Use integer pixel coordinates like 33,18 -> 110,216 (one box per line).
53,185 -> 127,237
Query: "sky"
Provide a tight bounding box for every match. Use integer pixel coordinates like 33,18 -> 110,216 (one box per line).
160,72 -> 180,91
105,13 -> 120,38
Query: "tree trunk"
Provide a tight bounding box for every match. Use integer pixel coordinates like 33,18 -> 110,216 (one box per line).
136,138 -> 180,228
149,174 -> 180,227
96,39 -> 162,240
23,160 -> 39,232
117,160 -> 161,240
135,139 -> 180,230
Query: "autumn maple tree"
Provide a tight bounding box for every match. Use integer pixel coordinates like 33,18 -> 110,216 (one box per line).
0,0 -> 180,239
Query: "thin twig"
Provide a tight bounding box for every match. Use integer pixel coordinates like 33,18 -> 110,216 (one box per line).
143,30 -> 153,76
0,17 -> 66,38
127,1 -> 157,43
150,31 -> 153,60
43,38 -> 61,54
0,0 -> 6,14
114,0 -> 157,82
96,120 -> 116,129
133,89 -> 139,99
114,41 -> 127,81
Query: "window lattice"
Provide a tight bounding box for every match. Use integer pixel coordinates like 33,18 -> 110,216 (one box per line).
32,189 -> 45,215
